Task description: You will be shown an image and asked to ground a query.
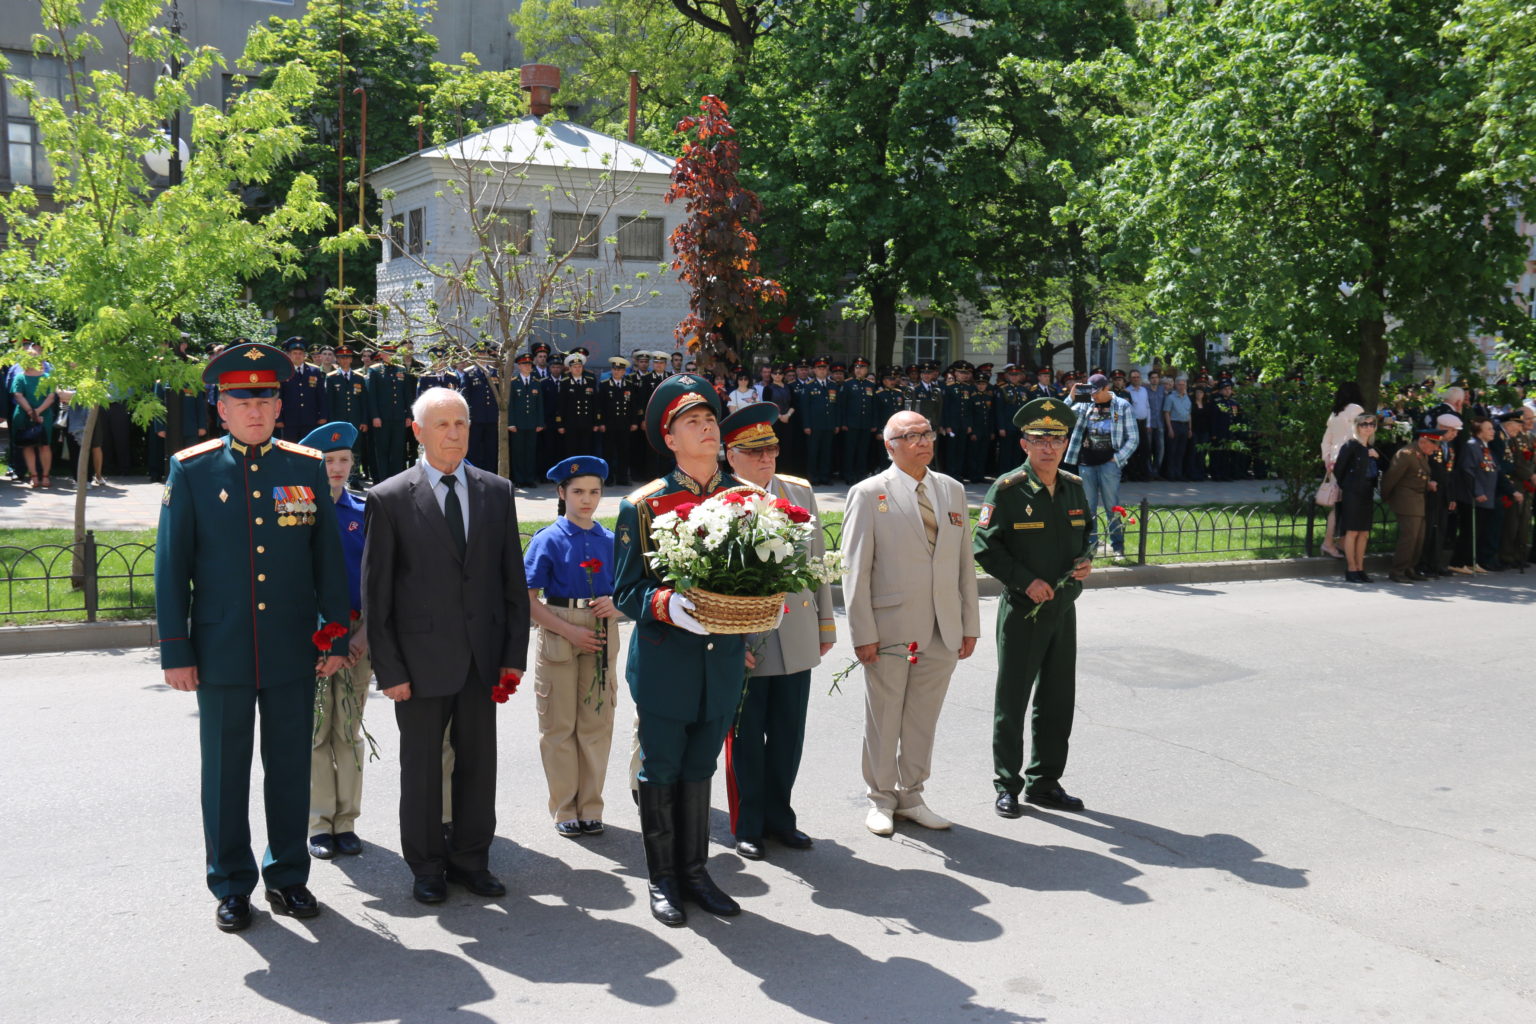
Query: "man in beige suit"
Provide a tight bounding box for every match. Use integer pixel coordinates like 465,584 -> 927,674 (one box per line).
844,410 -> 981,836
720,404 -> 837,860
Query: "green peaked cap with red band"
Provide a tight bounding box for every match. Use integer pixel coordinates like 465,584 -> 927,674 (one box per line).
644,373 -> 722,454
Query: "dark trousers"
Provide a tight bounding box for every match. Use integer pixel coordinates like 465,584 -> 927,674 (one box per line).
395,678 -> 497,876
560,427 -> 594,466
993,596 -> 1077,797
101,401 -> 132,476
605,426 -> 634,485
509,426 -> 539,486
727,670 -> 811,841
966,431 -> 991,482
1131,419 -> 1150,479
843,428 -> 873,483
1451,503 -> 1477,567
1475,505 -> 1502,567
1419,494 -> 1448,572
1392,514 -> 1425,575
468,421 -> 498,476
1164,422 -> 1190,480
806,429 -> 834,484
944,431 -> 969,479
637,709 -> 732,786
372,422 -> 407,482
196,683 -> 312,899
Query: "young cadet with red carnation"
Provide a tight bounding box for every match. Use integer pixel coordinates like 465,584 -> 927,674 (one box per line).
523,455 -> 621,839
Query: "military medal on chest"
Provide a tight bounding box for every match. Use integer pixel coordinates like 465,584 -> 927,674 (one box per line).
273,485 -> 317,526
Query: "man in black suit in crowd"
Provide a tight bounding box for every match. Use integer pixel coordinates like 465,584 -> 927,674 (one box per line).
362,386 -> 530,904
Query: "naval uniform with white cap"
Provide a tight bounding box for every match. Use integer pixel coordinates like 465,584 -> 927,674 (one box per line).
155,342 -> 351,932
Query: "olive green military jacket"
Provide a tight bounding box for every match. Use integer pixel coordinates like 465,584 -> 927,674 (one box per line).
973,463 -> 1093,612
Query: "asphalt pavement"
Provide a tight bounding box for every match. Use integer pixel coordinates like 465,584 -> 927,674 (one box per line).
3,576 -> 1532,1023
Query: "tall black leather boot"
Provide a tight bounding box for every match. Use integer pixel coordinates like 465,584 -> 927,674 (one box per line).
638,782 -> 686,926
676,778 -> 740,917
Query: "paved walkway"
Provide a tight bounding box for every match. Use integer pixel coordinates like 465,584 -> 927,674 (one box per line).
0,470 -> 1282,532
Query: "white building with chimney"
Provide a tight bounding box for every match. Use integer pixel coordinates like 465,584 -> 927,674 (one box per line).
369,66 -> 690,362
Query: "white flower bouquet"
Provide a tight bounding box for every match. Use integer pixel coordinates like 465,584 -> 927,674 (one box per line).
647,485 -> 844,632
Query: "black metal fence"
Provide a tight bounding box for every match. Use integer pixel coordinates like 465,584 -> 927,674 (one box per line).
1,503 -> 1404,623
0,532 -> 156,622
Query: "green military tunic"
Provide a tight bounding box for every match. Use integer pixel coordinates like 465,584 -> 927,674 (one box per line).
366,360 -> 416,481
972,462 -> 1092,798
156,434 -> 351,898
613,467 -> 747,784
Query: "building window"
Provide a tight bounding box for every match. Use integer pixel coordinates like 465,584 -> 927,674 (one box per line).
407,207 -> 424,255
903,316 -> 951,368
3,50 -> 66,187
552,211 -> 599,259
617,215 -> 664,261
481,207 -> 532,254
221,74 -> 247,112
387,215 -> 406,260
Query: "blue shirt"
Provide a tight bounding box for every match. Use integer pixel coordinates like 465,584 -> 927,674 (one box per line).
524,517 -> 616,600
332,488 -> 366,613
1164,392 -> 1192,423
419,459 -> 470,539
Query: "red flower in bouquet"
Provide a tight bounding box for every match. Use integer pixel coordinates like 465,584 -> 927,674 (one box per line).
674,502 -> 699,521
720,491 -> 749,505
311,621 -> 348,652
785,504 -> 811,524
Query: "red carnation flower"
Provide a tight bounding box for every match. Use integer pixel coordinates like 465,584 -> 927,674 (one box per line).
1501,495 -> 1514,508
491,689 -> 510,704
907,654 -> 919,664
907,641 -> 919,652
311,621 -> 348,652
579,558 -> 604,573
1111,505 -> 1127,516
674,502 -> 698,521
349,610 -> 360,621
774,497 -> 793,512
720,492 -> 748,505
785,504 -> 812,524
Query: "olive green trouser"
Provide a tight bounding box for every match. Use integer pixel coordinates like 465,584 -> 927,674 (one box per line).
993,594 -> 1077,797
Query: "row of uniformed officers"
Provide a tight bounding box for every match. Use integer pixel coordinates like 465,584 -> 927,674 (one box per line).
157,343 -> 1094,933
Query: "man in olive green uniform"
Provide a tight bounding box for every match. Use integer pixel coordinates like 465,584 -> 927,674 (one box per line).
1381,425 -> 1438,582
156,342 -> 351,932
614,375 -> 746,927
973,397 -> 1093,819
366,342 -> 416,481
324,343 -> 372,484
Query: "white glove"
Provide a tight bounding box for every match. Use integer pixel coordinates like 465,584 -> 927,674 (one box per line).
667,593 -> 708,635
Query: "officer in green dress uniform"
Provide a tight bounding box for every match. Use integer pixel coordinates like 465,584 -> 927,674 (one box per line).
507,351 -> 545,486
366,341 -> 416,482
614,375 -> 748,927
943,361 -> 976,481
839,357 -> 879,483
798,357 -> 837,485
973,397 -> 1094,820
156,342 -> 351,932
994,364 -> 1027,475
275,338 -> 330,442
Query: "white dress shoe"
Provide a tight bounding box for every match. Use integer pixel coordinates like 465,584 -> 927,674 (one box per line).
894,804 -> 952,830
865,808 -> 894,836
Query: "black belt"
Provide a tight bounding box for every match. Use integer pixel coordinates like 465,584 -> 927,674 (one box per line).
545,597 -> 597,608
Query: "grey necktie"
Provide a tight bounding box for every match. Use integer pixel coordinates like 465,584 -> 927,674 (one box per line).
442,475 -> 467,558
915,480 -> 938,552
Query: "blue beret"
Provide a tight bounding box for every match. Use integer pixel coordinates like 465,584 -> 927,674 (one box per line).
546,455 -> 609,484
301,422 -> 358,453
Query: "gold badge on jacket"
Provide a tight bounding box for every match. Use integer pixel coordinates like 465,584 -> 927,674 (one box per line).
273,486 -> 316,526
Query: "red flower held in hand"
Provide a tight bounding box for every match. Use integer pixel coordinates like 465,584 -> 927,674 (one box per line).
907,654 -> 919,664
311,622 -> 348,652
1501,495 -> 1514,508
1111,505 -> 1126,516
579,558 -> 604,573
907,641 -> 919,653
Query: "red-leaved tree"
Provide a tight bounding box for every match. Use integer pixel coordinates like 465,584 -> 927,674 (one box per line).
665,95 -> 785,371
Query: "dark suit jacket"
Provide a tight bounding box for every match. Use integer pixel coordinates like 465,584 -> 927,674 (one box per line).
363,461 -> 530,695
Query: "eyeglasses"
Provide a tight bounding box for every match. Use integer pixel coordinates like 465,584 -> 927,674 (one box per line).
892,430 -> 938,445
1024,435 -> 1068,448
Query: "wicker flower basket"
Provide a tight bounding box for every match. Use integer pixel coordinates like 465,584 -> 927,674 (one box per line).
686,588 -> 787,635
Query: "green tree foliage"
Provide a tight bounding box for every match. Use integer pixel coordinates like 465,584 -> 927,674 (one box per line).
1085,0 -> 1534,404
1451,0 -> 1536,188
0,0 -> 327,544
240,0 -> 440,342
737,2 -> 1041,370
510,0 -> 730,152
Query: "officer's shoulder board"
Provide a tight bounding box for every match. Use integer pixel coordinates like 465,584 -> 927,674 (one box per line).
273,438 -> 324,460
173,437 -> 224,462
994,468 -> 1029,491
626,479 -> 666,505
777,474 -> 811,488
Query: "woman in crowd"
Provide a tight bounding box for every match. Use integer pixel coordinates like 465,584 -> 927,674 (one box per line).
523,456 -> 621,838
727,371 -> 759,413
10,341 -> 57,488
1331,412 -> 1380,583
1187,384 -> 1211,482
1319,383 -> 1367,560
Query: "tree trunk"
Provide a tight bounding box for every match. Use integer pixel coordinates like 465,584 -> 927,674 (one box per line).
1069,281 -> 1090,373
1193,333 -> 1209,374
1355,314 -> 1387,411
870,282 -> 899,372
1014,306 -> 1049,371
70,404 -> 99,587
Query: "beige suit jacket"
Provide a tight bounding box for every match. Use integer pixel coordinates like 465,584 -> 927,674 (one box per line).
843,465 -> 980,651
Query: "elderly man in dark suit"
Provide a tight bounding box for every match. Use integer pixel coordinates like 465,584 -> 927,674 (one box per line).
363,386 -> 530,905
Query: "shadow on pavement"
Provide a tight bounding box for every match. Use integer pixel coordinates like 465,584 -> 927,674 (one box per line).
241,910 -> 497,1024
766,837 -> 1004,941
700,910 -> 1041,1024
1031,809 -> 1309,889
912,825 -> 1152,905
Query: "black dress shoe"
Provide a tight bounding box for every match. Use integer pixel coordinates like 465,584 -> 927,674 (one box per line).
308,833 -> 336,860
648,879 -> 687,927
578,819 -> 605,835
413,874 -> 447,904
995,792 -> 1024,819
771,828 -> 813,850
266,884 -> 320,919
446,867 -> 506,897
555,820 -> 584,839
1025,785 -> 1086,812
735,839 -> 765,861
215,895 -> 251,932
332,832 -> 363,856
